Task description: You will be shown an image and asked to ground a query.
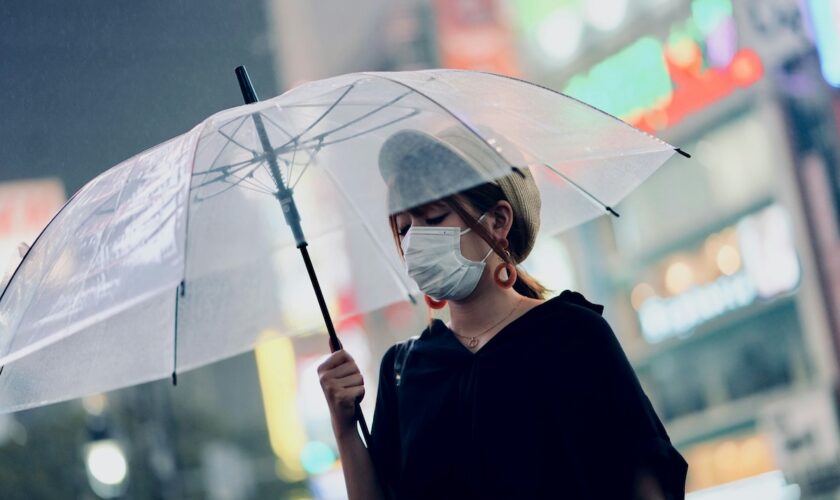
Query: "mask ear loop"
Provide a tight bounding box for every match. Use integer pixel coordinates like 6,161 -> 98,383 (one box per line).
494,239 -> 517,288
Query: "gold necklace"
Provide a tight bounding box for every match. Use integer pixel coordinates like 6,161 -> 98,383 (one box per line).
451,296 -> 524,349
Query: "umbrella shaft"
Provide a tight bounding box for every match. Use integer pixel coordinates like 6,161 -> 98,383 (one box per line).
299,243 -> 373,448
298,244 -> 342,351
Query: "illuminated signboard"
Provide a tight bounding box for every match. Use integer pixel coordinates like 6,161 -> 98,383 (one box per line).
563,0 -> 764,131
636,204 -> 799,344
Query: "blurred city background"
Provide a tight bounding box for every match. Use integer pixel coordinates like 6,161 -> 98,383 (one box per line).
1,0 -> 839,498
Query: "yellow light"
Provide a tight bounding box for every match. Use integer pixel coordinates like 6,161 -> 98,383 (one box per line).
255,334 -> 308,482
82,394 -> 108,416
740,436 -> 774,475
703,233 -> 723,263
665,260 -> 694,295
716,244 -> 741,275
631,282 -> 656,310
713,440 -> 740,483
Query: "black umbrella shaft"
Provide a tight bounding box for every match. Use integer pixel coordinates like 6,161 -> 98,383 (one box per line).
234,66 -> 372,447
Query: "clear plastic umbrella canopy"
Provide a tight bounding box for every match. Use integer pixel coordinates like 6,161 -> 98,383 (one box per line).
0,69 -> 677,412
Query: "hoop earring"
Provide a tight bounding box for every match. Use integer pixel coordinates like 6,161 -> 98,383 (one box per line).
494,238 -> 517,289
424,295 -> 448,309
494,262 -> 517,288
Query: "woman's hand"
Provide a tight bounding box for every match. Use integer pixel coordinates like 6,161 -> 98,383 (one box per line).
318,349 -> 365,438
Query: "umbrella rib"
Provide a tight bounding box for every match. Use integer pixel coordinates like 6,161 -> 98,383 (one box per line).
192,164 -> 273,201
217,128 -> 261,156
305,90 -> 413,141
361,72 -> 516,181
290,141 -> 322,190
260,111 -> 295,141
207,115 -> 251,170
539,163 -> 620,217
191,159 -> 264,190
288,143 -> 299,187
319,167 -> 417,304
210,90 -> 415,189
245,170 -> 277,193
195,156 -> 263,177
236,176 -> 275,195
295,109 -> 421,151
270,82 -> 358,155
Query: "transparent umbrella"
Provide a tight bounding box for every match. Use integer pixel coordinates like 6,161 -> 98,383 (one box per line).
0,67 -> 686,417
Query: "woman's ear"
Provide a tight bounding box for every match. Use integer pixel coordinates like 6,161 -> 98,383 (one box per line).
489,200 -> 513,242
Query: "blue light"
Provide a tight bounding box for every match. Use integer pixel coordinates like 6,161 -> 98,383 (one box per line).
300,441 -> 336,475
808,0 -> 840,87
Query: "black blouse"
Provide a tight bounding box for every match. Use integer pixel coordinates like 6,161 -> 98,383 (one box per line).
368,290 -> 688,500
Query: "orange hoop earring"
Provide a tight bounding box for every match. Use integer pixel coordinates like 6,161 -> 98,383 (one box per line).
494,262 -> 517,288
424,295 -> 448,309
494,238 -> 516,288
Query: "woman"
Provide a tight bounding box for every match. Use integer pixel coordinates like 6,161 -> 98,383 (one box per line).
318,127 -> 688,499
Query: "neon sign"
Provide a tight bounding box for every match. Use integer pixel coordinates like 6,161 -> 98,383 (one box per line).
564,0 -> 764,131
637,204 -> 799,344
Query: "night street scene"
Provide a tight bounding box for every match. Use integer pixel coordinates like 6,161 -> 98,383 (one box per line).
1,0 -> 839,499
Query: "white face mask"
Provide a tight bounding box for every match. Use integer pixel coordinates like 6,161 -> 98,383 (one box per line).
401,213 -> 493,301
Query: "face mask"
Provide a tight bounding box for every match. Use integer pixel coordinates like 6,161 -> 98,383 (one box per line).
401,213 -> 493,301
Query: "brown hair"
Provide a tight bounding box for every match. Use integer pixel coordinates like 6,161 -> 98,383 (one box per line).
389,180 -> 549,327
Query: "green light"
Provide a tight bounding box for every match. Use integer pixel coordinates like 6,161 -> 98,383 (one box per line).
563,37 -> 672,118
691,0 -> 732,36
511,0 -> 578,32
300,441 -> 336,475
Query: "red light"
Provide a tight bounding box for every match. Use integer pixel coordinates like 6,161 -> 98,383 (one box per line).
730,49 -> 764,86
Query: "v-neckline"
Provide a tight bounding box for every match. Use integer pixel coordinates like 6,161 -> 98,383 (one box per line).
436,295 -> 559,356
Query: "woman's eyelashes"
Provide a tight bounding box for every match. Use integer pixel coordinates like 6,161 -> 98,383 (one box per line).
426,213 -> 448,225
398,213 -> 450,236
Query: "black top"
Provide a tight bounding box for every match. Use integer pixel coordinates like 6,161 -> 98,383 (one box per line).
368,290 -> 688,500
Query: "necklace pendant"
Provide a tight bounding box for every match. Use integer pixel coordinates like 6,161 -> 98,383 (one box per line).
467,337 -> 479,348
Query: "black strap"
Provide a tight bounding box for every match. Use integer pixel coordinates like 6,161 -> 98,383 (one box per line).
393,337 -> 417,388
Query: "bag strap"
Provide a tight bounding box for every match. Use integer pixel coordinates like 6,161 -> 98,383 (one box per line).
393,337 -> 418,389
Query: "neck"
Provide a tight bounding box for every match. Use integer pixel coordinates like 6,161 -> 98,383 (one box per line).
447,282 -> 523,335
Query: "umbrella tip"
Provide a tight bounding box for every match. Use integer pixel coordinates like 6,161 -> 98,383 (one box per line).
675,148 -> 691,159
171,372 -> 177,386
235,66 -> 259,104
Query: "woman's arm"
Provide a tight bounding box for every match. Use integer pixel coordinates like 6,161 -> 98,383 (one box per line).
318,350 -> 387,500
335,427 -> 387,500
559,305 -> 689,499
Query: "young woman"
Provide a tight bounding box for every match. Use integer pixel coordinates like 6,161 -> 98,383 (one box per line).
318,128 -> 688,500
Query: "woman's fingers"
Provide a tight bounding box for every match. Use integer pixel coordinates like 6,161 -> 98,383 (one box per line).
336,373 -> 364,389
341,384 -> 365,404
317,350 -> 365,427
327,361 -> 359,380
317,349 -> 354,373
